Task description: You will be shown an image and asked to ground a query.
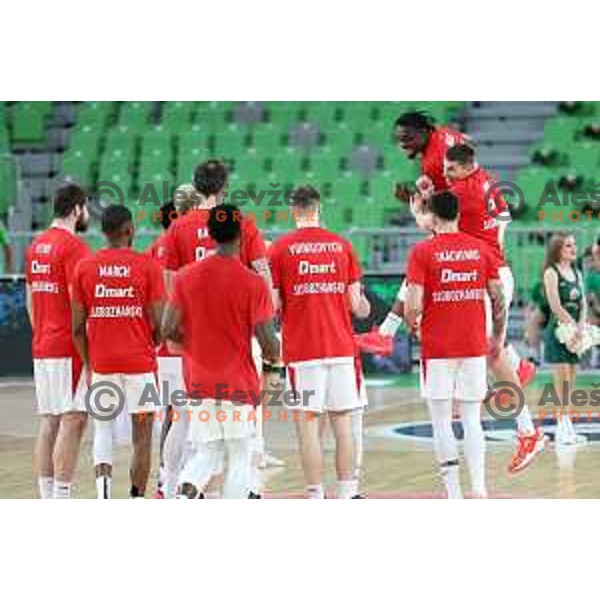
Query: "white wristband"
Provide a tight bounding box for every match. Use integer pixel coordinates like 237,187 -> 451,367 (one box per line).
379,312 -> 403,337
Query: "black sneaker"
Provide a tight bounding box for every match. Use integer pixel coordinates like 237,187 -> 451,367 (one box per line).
351,494 -> 366,499
248,491 -> 262,499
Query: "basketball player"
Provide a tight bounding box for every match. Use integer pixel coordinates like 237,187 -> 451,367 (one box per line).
269,185 -> 370,499
162,204 -> 280,499
444,143 -> 544,470
25,183 -> 90,499
405,191 -> 506,499
146,196 -> 186,499
71,205 -> 165,498
159,161 -> 273,498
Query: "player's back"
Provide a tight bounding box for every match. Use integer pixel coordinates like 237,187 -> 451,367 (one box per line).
174,254 -> 270,400
411,232 -> 495,359
269,226 -> 360,364
72,247 -> 164,374
450,167 -> 506,268
165,206 -> 266,270
25,227 -> 89,358
422,126 -> 466,191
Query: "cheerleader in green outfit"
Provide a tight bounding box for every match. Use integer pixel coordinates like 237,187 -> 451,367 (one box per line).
543,233 -> 588,446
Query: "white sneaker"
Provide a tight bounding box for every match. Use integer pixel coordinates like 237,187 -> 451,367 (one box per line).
259,452 -> 286,469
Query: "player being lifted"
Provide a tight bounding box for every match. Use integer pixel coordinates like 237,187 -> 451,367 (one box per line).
158,161 -> 272,499
162,204 -> 280,499
25,183 -> 90,499
269,185 -> 370,499
72,205 -> 166,498
405,191 -> 505,498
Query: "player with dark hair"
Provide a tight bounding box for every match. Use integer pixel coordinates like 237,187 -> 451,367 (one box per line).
269,185 -> 370,499
71,205 -> 166,498
159,160 -> 274,498
405,191 -> 505,498
162,204 -> 280,499
393,110 -> 468,196
25,183 -> 91,499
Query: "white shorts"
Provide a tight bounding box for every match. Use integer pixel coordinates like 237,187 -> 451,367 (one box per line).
34,358 -> 87,416
90,372 -> 158,415
157,356 -> 184,406
420,356 -> 487,402
187,400 -> 255,444
286,359 -> 363,414
485,265 -> 514,338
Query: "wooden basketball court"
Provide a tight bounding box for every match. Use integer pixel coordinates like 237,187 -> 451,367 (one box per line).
1,374 -> 599,499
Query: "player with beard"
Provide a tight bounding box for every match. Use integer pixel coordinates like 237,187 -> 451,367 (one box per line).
25,183 -> 91,499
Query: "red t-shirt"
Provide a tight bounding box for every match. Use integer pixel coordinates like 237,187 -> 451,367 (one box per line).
269,226 -> 361,364
422,126 -> 467,191
449,167 -> 507,268
146,232 -> 168,267
406,232 -> 498,359
25,227 -> 90,359
172,254 -> 274,404
163,207 -> 267,271
71,248 -> 166,374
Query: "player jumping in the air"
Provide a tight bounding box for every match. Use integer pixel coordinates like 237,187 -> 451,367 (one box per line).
269,185 -> 370,499
72,205 -> 166,498
25,183 -> 90,499
162,204 -> 280,499
405,191 -> 506,498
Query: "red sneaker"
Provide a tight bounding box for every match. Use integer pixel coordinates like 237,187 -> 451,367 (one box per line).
153,488 -> 165,499
517,358 -> 536,387
354,328 -> 394,357
508,427 -> 546,474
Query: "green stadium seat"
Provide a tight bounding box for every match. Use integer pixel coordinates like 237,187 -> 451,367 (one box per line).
303,103 -> 339,130
330,175 -> 364,206
105,126 -> 137,155
61,150 -> 94,186
543,117 -> 583,146
118,101 -> 151,132
212,125 -> 248,157
0,159 -> 17,215
268,150 -> 304,186
383,150 -> 418,181
250,125 -> 283,153
514,167 -> 556,220
567,142 -> 600,177
162,101 -> 195,134
12,102 -> 49,144
69,124 -> 103,157
77,102 -> 115,128
369,176 -> 397,208
177,127 -> 209,155
141,126 -> 173,155
265,102 -> 302,129
307,148 -> 341,183
324,124 -> 357,153
232,151 -> 266,187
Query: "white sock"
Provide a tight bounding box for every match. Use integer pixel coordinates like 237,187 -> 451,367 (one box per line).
38,477 -> 54,499
53,481 -> 72,499
223,438 -> 253,499
204,490 -> 221,500
306,484 -> 325,499
352,409 -> 364,482
337,480 -> 358,499
96,475 -> 112,499
379,312 -> 403,337
560,413 -> 574,435
162,413 -> 190,498
516,405 -> 535,435
429,399 -> 463,499
506,344 -> 521,373
461,402 -> 487,498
